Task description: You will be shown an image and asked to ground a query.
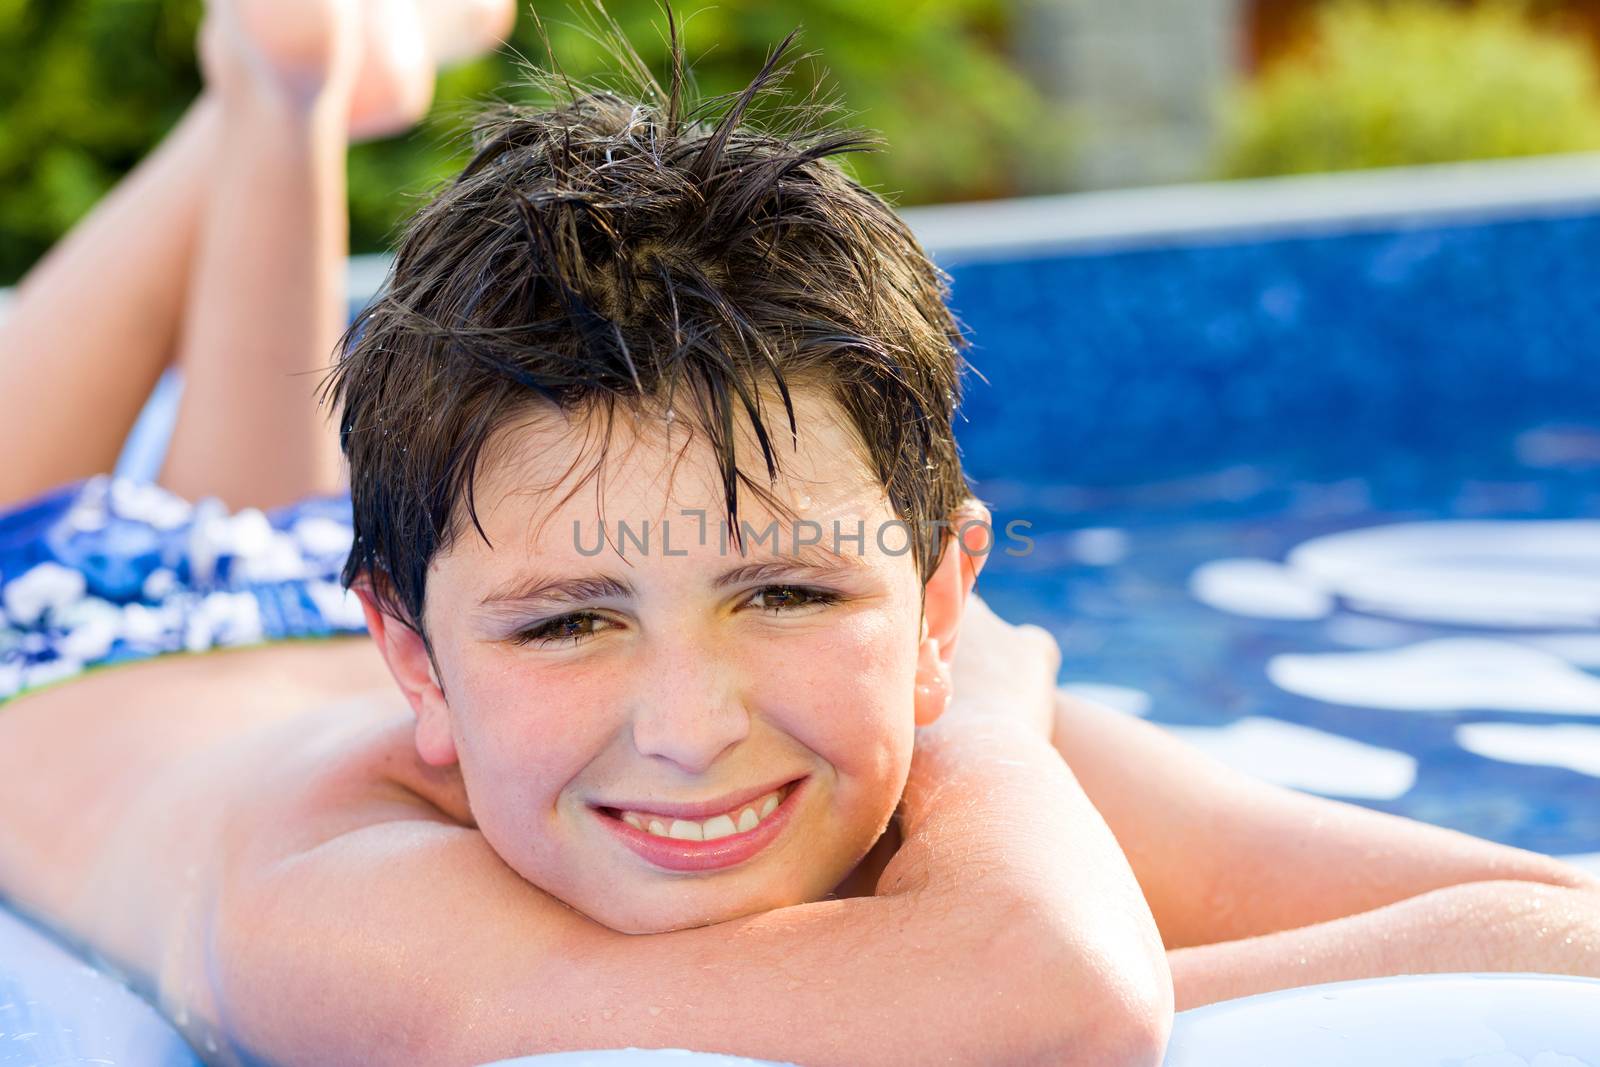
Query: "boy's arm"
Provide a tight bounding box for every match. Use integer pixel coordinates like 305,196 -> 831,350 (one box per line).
1167,877 -> 1600,1009
1049,692 -> 1600,1006
211,713 -> 1170,1067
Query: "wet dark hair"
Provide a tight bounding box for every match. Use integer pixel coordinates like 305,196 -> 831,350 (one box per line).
327,16 -> 970,630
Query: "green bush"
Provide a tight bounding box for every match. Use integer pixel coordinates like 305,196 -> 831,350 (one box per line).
0,0 -> 1055,284
1216,0 -> 1600,178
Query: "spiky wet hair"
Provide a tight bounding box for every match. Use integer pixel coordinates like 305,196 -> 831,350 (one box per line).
327,15 -> 970,630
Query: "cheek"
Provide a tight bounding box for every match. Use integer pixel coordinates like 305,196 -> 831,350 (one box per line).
445,643 -> 625,806
753,610 -> 919,779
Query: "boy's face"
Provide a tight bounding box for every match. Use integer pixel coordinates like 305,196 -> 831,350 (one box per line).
410,388 -> 939,933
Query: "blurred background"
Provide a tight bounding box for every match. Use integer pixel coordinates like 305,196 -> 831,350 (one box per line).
8,0 -> 1600,283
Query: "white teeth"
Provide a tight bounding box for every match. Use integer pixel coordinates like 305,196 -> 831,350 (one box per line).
701,813 -> 738,840
619,784 -> 791,841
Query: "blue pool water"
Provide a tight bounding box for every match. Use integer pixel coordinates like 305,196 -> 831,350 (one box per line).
941,204 -> 1600,859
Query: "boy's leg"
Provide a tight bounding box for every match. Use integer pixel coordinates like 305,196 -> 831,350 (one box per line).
156,0 -> 364,510
160,0 -> 515,510
0,98 -> 220,507
0,0 -> 515,513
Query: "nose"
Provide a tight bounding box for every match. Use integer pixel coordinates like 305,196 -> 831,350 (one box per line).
627,639 -> 751,774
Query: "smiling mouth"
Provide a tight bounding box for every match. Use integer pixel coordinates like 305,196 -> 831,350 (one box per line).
598,780 -> 801,842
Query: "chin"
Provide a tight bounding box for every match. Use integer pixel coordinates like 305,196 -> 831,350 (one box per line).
605,904 -> 751,936
575,875 -> 819,935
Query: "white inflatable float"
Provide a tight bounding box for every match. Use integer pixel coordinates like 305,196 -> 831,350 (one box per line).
0,902 -> 201,1067
491,975 -> 1600,1065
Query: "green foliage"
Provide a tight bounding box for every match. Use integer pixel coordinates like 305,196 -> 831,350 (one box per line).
0,0 -> 1054,284
0,1 -> 203,283
1216,0 -> 1600,179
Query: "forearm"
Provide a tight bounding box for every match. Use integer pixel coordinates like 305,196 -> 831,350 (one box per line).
878,715 -> 1173,1062
1170,879 -> 1600,1010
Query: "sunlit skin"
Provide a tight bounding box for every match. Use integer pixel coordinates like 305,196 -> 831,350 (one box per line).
367,388 -> 966,933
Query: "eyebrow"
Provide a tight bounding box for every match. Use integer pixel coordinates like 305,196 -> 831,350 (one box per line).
479,546 -> 867,609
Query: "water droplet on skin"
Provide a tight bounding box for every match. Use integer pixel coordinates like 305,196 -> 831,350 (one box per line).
600,1008 -> 616,1021
647,1005 -> 662,1017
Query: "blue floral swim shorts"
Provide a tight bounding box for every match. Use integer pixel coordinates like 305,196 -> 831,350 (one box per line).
0,477 -> 366,702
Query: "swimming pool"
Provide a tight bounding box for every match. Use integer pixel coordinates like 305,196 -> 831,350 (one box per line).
919,154 -> 1600,866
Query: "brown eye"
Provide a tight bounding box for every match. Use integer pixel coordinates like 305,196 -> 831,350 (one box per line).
750,586 -> 838,613
515,612 -> 606,646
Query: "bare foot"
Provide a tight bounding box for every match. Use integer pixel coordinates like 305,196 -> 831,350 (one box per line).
203,0 -> 516,140
200,0 -> 364,112
347,0 -> 518,140
346,0 -> 432,140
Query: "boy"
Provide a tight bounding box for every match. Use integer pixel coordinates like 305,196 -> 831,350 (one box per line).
1,2 -> 1596,1065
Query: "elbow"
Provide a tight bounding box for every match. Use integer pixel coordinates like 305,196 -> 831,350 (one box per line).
996,918 -> 1174,1066
1075,966 -> 1177,1067
1055,953 -> 1173,1067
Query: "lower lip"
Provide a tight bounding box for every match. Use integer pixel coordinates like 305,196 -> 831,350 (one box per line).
595,779 -> 806,872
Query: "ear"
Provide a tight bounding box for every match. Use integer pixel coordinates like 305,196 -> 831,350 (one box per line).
355,581 -> 458,767
912,500 -> 992,727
